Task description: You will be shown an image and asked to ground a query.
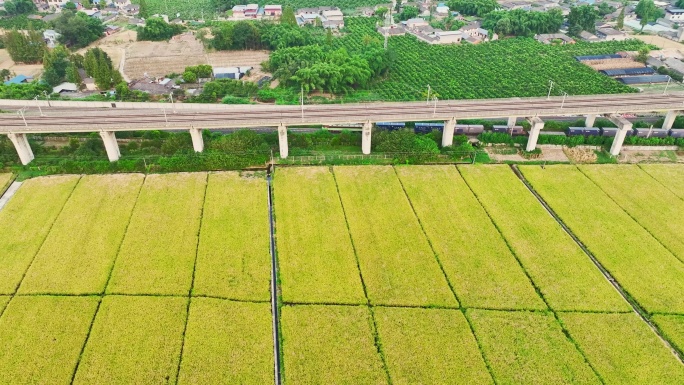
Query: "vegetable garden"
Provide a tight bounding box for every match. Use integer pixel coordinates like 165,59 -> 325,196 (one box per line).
0,166 -> 683,384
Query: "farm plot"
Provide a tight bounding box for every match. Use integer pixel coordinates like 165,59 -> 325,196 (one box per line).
18,174 -> 143,295
280,305 -> 387,385
559,312 -> 684,384
639,164 -> 684,201
458,165 -> 628,312
373,307 -> 493,384
178,299 -> 274,384
274,167 -> 365,305
466,309 -> 600,384
0,175 -> 79,294
73,296 -> 187,384
0,173 -> 11,193
132,0 -> 214,19
579,165 -> 684,263
395,165 -> 545,311
123,34 -> 206,79
0,296 -> 98,384
0,296 -> 8,314
520,165 -> 684,314
107,173 -> 206,296
333,166 -> 457,307
653,315 -> 684,354
193,172 -> 271,301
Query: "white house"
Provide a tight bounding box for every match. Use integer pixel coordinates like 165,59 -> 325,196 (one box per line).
43,29 -> 61,48
665,7 -> 684,21
596,27 -> 628,41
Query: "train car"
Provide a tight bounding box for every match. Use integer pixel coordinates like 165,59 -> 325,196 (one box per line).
414,122 -> 444,134
600,127 -> 635,137
669,129 -> 684,138
376,122 -> 406,131
492,125 -> 525,135
634,128 -> 669,138
567,127 -> 585,136
464,124 -> 484,135
322,123 -> 363,132
584,127 -> 601,136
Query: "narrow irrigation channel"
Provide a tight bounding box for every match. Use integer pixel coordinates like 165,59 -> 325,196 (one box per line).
509,164 -> 684,363
266,166 -> 282,385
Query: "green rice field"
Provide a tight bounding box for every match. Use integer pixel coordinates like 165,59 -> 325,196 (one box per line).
0,166 -> 682,384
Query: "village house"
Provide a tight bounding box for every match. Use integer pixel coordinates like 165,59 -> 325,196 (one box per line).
595,27 -> 627,41
113,0 -> 130,9
263,4 -> 282,18
535,33 -> 576,45
295,6 -> 345,29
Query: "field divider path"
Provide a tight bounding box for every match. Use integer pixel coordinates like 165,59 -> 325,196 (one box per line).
456,166 -> 608,383
0,178 -> 20,212
267,169 -> 282,385
637,165 -> 684,203
174,172 -> 210,385
510,165 -> 684,363
331,167 -> 393,385
68,175 -> 146,384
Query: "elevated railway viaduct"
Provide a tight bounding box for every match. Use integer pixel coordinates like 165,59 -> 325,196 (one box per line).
1,92 -> 683,164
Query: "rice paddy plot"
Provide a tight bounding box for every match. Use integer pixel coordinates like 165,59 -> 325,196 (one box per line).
0,173 -> 12,192
73,296 -> 187,384
520,165 -> 684,314
275,167 -> 366,305
0,296 -> 98,384
374,307 -> 493,384
458,165 -> 628,312
466,309 -> 600,384
333,166 -> 457,308
0,296 -> 8,314
193,172 -> 271,301
178,298 -> 274,384
395,165 -> 545,311
107,173 -> 207,296
18,174 -> 143,295
653,314 -> 684,355
579,165 -> 684,263
559,312 -> 684,384
639,164 -> 684,201
0,175 -> 79,294
280,304 -> 388,385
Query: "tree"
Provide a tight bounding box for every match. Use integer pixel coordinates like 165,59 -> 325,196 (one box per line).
448,0 -> 499,17
376,6 -> 389,21
3,0 -> 36,15
567,4 -> 599,35
397,6 -> 419,21
617,5 -> 625,30
83,48 -> 122,89
138,0 -> 150,19
326,28 -> 333,46
281,5 -> 297,26
231,21 -> 261,49
635,0 -> 664,30
52,11 -> 105,48
63,1 -> 76,10
183,70 -> 198,83
678,0 -> 684,8
65,63 -> 82,87
597,2 -> 615,16
2,28 -> 45,63
137,17 -> 184,41
636,46 -> 650,63
42,45 -> 71,86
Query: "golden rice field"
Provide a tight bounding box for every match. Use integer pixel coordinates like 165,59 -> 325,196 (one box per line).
0,166 -> 682,384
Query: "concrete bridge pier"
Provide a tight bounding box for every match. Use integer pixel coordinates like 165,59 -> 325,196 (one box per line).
362,121 -> 372,155
585,114 -> 597,127
189,127 -> 204,152
7,133 -> 34,165
99,131 -> 120,162
507,116 -> 517,127
278,124 -> 288,159
442,118 -> 456,147
662,110 -> 678,130
525,117 -> 545,152
609,115 -> 633,156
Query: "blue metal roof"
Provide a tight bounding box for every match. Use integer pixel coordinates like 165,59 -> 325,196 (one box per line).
575,54 -> 622,61
600,67 -> 655,76
3,75 -> 31,85
617,75 -> 671,84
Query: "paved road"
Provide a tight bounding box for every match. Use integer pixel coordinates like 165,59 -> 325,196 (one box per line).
1,93 -> 682,134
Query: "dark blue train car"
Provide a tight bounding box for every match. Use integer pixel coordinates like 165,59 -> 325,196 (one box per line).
376,122 -> 406,131
414,122 -> 445,134
567,127 -> 585,136
670,129 -> 684,138
584,127 -> 601,136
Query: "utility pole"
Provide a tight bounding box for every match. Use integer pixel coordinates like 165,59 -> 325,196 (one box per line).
547,80 -> 554,100
433,96 -> 438,115
300,85 -> 304,119
17,108 -> 27,127
42,91 -> 51,107
664,77 -> 671,95
33,96 -> 44,116
426,84 -> 431,104
561,92 -> 568,109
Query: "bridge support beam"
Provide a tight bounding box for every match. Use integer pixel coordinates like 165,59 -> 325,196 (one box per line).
585,114 -> 597,128
609,115 -> 633,156
662,110 -> 678,130
507,117 -> 517,127
362,121 -> 372,155
442,118 -> 456,147
525,117 -> 544,152
99,131 -> 120,162
189,127 -> 204,152
278,124 -> 288,159
7,133 -> 34,165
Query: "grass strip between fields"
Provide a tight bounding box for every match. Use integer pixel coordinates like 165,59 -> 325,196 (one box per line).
193,172 -> 271,301
0,175 -> 80,294
107,173 -> 207,296
395,165 -> 545,311
653,315 -> 684,356
177,298 -> 274,384
579,165 -> 684,264
274,167 -> 366,305
374,306 -> 493,384
639,164 -> 684,201
280,304 -> 388,385
466,309 -> 601,384
559,312 -> 684,384
333,166 -> 457,307
0,296 -> 99,384
520,165 -> 684,314
17,174 -> 144,295
458,165 -> 629,312
73,295 -> 187,384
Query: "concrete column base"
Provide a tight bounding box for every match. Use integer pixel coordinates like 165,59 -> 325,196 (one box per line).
278,124 -> 288,159
99,131 -> 120,162
525,117 -> 544,152
362,121 -> 372,155
7,133 -> 34,165
585,114 -> 597,128
442,118 -> 456,147
662,110 -> 678,130
189,127 -> 204,152
608,115 -> 633,156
